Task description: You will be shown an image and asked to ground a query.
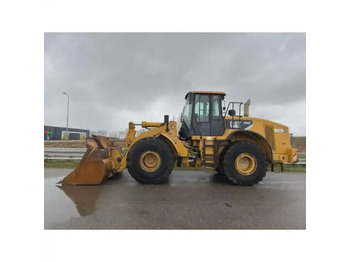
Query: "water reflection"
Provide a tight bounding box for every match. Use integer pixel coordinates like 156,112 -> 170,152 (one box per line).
57,185 -> 102,216
51,172 -> 229,222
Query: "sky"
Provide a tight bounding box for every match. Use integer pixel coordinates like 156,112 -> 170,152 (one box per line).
44,33 -> 306,136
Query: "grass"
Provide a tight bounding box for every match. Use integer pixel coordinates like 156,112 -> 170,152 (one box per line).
270,164 -> 306,173
44,141 -> 86,148
44,159 -> 80,168
44,159 -> 306,173
298,153 -> 306,159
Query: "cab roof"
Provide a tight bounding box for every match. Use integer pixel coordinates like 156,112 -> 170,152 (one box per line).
185,91 -> 226,99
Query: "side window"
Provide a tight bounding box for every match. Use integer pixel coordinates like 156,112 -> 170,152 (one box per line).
194,95 -> 210,122
211,95 -> 222,119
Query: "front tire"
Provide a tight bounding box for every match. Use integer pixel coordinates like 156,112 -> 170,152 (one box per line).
223,142 -> 268,186
127,137 -> 175,184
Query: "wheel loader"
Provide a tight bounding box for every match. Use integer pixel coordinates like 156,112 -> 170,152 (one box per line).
59,91 -> 298,186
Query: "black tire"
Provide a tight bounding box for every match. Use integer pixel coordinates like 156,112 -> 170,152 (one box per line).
216,162 -> 225,176
127,137 -> 175,184
214,163 -> 232,184
215,146 -> 232,183
223,142 -> 268,186
216,146 -> 229,178
216,144 -> 230,174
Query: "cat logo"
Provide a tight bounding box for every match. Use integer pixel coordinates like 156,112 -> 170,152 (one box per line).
226,120 -> 253,130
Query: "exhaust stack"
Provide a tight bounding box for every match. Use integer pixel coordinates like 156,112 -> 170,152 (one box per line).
244,99 -> 251,117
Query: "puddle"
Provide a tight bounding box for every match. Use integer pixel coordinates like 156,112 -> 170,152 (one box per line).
44,175 -> 103,228
44,177 -> 79,227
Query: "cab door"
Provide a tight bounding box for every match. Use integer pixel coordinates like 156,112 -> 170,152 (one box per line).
210,94 -> 225,136
193,94 -> 210,135
191,94 -> 224,136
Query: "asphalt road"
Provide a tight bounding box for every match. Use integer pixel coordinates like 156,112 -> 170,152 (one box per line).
44,168 -> 306,229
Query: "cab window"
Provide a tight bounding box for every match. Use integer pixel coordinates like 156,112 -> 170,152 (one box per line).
211,95 -> 222,119
194,95 -> 210,122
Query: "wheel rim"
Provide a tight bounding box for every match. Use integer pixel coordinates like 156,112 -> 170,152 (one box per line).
235,153 -> 257,175
139,151 -> 161,172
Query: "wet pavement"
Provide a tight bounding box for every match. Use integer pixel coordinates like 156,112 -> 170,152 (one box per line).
45,168 -> 306,229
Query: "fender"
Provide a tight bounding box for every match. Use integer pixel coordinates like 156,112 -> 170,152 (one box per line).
158,133 -> 188,158
225,130 -> 273,163
126,123 -> 188,158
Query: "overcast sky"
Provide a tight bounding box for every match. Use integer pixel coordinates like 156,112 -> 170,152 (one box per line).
44,33 -> 305,135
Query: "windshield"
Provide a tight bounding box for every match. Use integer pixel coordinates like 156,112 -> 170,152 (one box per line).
181,94 -> 192,128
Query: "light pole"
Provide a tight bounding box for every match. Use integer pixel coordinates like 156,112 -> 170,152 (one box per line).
63,91 -> 69,146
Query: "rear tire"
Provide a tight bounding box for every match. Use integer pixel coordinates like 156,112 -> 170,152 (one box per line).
215,146 -> 232,183
127,137 -> 175,184
223,142 -> 267,186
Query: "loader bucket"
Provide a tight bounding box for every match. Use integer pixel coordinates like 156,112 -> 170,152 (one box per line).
58,136 -> 124,185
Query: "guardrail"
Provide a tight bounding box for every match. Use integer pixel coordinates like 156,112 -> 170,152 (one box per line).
292,152 -> 306,165
44,148 -> 86,160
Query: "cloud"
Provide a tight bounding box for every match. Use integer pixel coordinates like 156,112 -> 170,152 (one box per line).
44,33 -> 306,135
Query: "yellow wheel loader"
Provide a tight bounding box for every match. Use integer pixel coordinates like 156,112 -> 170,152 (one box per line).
59,91 -> 298,186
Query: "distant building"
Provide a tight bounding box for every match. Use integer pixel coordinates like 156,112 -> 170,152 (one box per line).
44,125 -> 90,140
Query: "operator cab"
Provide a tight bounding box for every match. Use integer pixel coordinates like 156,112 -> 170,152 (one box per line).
179,91 -> 226,140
